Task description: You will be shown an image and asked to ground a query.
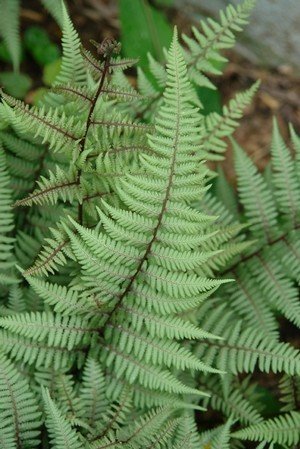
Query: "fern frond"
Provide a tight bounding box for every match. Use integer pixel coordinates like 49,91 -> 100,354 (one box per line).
81,47 -> 103,79
233,139 -> 278,240
232,411 -> 300,446
0,353 -> 41,447
279,374 -> 300,413
2,93 -> 83,153
200,374 -> 263,425
271,119 -> 300,225
247,250 -> 300,328
211,418 -> 233,449
0,143 -> 16,283
0,330 -> 84,369
116,406 -> 174,448
196,303 -> 300,375
104,323 -> 219,373
202,82 -> 259,160
0,311 -> 96,350
79,357 -> 108,429
148,53 -> 167,87
99,341 -> 208,396
0,131 -> 42,162
2,285 -> 26,314
42,387 -> 85,449
25,276 -> 102,316
0,0 -> 20,71
23,224 -> 71,276
89,386 -> 133,442
53,84 -> 94,105
52,2 -> 86,86
14,166 -> 81,207
58,30 -> 229,396
222,268 -> 279,338
183,0 -> 256,86
174,412 -> 202,449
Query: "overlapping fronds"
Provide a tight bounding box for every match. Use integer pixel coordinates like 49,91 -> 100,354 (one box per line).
1,1 -> 299,447
199,374 -> 263,425
196,302 -> 300,375
279,374 -> 300,412
59,30 -> 232,397
134,0 -> 257,125
216,124 -> 300,340
201,82 -> 260,160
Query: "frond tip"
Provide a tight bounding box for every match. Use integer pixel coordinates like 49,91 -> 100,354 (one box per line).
42,387 -> 85,449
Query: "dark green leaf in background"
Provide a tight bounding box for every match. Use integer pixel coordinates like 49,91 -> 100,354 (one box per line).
24,26 -> 60,66
119,0 -> 172,70
0,71 -> 32,98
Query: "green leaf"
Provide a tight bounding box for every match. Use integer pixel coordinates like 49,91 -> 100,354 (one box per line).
198,86 -> 222,115
43,58 -> 62,86
119,0 -> 172,70
0,71 -> 32,98
0,40 -> 13,63
24,26 -> 60,66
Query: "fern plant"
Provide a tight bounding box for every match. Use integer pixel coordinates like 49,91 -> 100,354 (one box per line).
0,0 -> 300,448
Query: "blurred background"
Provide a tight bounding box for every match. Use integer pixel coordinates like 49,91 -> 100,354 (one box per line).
0,0 -> 299,179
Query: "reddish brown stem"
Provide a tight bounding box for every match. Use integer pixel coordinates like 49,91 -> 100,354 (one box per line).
76,56 -> 112,224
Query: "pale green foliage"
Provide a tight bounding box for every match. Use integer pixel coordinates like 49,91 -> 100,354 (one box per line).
217,124 -> 300,337
131,0 -> 258,156
1,1 -> 299,448
200,374 -> 262,425
208,123 -> 300,448
182,0 -> 256,86
196,301 -> 300,375
232,412 -> 300,446
211,418 -> 233,449
42,387 -> 85,449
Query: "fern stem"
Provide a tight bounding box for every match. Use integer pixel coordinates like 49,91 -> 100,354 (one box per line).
13,180 -> 78,207
98,60 -> 181,333
90,388 -> 130,442
24,240 -> 68,276
76,55 -> 112,225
